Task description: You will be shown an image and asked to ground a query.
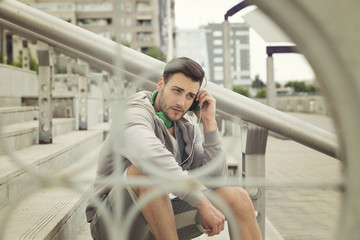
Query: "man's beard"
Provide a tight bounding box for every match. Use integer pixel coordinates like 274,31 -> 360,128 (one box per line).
159,91 -> 185,122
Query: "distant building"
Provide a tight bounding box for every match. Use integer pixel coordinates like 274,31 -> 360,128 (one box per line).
175,22 -> 251,87
175,28 -> 210,81
205,23 -> 251,87
114,0 -> 174,57
10,0 -> 174,62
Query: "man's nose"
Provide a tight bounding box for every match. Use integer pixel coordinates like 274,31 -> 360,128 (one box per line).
175,95 -> 186,107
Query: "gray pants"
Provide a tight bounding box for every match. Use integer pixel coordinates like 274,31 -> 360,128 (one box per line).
90,186 -> 206,240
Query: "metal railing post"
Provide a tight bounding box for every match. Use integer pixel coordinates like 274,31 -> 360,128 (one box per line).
22,39 -> 29,70
102,71 -> 110,123
1,28 -> 7,64
266,54 -> 276,108
241,121 -> 268,238
37,41 -> 53,144
222,19 -> 233,136
78,59 -> 88,130
66,56 -> 73,82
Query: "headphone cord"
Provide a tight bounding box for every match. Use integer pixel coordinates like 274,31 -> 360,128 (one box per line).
197,106 -> 202,126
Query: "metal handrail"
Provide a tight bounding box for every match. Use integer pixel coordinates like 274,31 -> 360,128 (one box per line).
0,0 -> 339,158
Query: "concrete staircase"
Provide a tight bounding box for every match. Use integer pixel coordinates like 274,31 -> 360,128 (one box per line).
0,69 -> 107,239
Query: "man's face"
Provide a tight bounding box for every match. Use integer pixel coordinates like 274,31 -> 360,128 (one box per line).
156,73 -> 200,122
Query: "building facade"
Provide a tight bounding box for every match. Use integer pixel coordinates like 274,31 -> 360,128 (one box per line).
7,0 -> 174,63
175,28 -> 210,81
205,23 -> 251,87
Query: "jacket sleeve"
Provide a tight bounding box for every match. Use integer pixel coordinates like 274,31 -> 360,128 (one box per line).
120,106 -> 205,207
191,124 -> 228,178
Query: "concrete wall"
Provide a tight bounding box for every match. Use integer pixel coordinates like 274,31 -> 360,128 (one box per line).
0,64 -> 38,97
87,84 -> 104,127
257,95 -> 331,116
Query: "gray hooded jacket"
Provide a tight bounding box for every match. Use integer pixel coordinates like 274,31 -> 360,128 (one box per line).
86,91 -> 227,222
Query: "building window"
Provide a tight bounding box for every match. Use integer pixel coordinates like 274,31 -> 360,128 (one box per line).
214,57 -> 223,63
213,39 -> 222,46
213,48 -> 223,54
126,33 -> 132,43
239,36 -> 249,44
214,71 -> 223,81
235,30 -> 248,36
137,32 -> 153,42
214,66 -> 223,71
77,2 -> 112,12
78,18 -> 112,27
126,2 -> 132,12
213,31 -> 222,37
136,19 -> 151,26
136,1 -> 152,11
240,49 -> 250,71
126,18 -> 132,26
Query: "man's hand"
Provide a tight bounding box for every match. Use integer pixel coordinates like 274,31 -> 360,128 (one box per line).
196,197 -> 225,236
194,90 -> 217,132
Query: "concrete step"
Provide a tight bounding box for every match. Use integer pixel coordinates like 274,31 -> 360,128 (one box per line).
0,118 -> 76,155
0,142 -> 101,240
0,96 -> 22,108
0,128 -> 104,210
0,106 -> 39,125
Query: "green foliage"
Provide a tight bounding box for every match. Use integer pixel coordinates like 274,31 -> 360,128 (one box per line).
252,74 -> 265,88
144,46 -> 166,62
111,35 -> 131,47
9,50 -> 38,73
10,51 -> 23,68
307,84 -> 317,93
233,85 -> 250,97
29,52 -> 39,73
56,67 -> 67,74
255,88 -> 267,98
285,81 -> 318,93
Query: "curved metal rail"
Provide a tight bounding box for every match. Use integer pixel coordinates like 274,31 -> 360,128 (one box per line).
0,0 -> 339,159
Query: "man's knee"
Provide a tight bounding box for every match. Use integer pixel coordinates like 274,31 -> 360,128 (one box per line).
215,187 -> 255,214
127,165 -> 149,197
127,165 -> 169,203
127,165 -> 146,177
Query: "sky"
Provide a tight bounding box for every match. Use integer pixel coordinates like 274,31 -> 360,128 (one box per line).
173,0 -> 315,84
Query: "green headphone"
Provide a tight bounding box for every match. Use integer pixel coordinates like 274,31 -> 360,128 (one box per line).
150,90 -> 173,129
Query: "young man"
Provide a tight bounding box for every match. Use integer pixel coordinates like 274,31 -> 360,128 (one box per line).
86,57 -> 262,240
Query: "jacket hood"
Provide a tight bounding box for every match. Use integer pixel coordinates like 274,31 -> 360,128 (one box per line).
126,90 -> 153,112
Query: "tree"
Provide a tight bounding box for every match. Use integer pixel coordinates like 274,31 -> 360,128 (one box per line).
252,74 -> 265,88
144,46 -> 166,62
307,84 -> 317,93
285,81 -> 318,93
255,88 -> 266,98
233,86 -> 250,97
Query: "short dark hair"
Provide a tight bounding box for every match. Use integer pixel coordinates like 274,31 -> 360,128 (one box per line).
162,57 -> 205,86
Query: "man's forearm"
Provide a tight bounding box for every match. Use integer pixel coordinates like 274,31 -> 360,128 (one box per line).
196,197 -> 225,236
202,118 -> 217,132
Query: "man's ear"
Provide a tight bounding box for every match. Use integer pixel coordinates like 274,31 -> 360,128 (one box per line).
157,77 -> 164,91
